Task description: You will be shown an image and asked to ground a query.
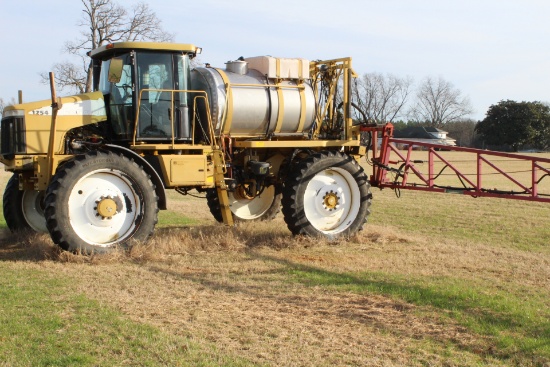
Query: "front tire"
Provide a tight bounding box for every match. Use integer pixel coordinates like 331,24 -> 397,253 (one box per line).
44,151 -> 158,253
3,174 -> 47,233
282,151 -> 371,240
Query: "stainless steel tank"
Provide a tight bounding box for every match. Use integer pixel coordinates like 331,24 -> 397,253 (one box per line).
190,59 -> 315,137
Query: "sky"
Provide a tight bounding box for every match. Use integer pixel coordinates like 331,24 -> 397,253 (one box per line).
1,0 -> 549,121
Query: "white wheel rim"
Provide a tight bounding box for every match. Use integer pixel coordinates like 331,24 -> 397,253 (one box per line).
21,191 -> 47,233
303,167 -> 361,234
68,169 -> 141,247
229,185 -> 275,220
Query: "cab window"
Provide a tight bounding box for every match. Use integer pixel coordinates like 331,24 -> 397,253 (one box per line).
136,53 -> 174,138
100,53 -> 134,139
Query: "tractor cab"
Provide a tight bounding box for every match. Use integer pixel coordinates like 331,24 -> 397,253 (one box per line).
90,42 -> 201,143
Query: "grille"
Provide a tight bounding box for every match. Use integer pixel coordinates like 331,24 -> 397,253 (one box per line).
1,116 -> 26,159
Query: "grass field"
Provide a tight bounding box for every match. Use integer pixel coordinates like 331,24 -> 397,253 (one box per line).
0,151 -> 549,366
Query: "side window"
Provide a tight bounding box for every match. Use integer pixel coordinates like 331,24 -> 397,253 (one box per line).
111,64 -> 133,105
175,54 -> 189,107
102,53 -> 134,140
99,60 -> 111,95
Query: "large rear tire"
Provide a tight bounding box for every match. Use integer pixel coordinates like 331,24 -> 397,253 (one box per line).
3,174 -> 47,233
282,151 -> 371,240
206,184 -> 282,223
44,151 -> 158,253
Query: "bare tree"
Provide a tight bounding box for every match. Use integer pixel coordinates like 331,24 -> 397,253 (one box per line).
41,0 -> 174,94
353,72 -> 413,123
0,97 -> 17,115
408,76 -> 473,127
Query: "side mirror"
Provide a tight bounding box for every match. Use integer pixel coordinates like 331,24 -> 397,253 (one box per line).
108,58 -> 124,83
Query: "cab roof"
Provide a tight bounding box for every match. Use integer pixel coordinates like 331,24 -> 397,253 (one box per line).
89,42 -> 200,59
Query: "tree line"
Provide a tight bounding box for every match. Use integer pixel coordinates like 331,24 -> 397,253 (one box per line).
350,72 -> 479,148
352,73 -> 473,128
351,72 -> 550,151
2,0 -> 549,152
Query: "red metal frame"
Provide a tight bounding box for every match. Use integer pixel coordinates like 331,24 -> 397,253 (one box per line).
362,123 -> 550,203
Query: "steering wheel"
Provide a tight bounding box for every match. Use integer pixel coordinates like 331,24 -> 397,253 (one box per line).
119,84 -> 133,101
142,124 -> 167,137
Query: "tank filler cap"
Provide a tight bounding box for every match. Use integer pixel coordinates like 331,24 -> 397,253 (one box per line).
225,59 -> 249,75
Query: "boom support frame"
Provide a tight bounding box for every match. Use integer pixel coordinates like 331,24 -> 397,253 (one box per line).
364,123 -> 550,203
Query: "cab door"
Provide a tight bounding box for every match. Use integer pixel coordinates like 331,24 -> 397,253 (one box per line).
136,52 -> 175,139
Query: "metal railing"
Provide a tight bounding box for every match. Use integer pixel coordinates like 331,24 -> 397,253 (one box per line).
364,123 -> 550,203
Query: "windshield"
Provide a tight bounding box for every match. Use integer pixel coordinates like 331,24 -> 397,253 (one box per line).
96,51 -> 191,141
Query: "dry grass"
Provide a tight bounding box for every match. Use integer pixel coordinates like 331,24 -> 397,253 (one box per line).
3,218 -> 547,366
0,224 -> 501,367
1,151 -> 549,366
